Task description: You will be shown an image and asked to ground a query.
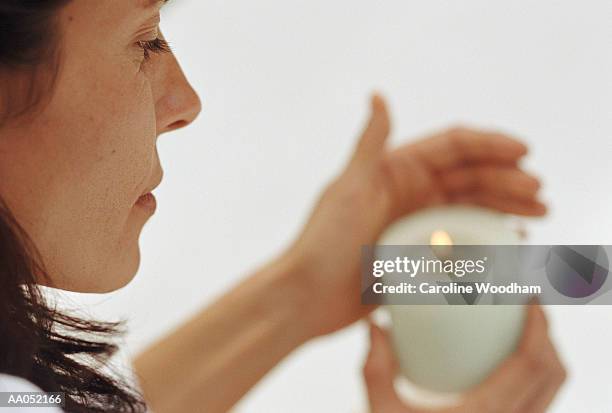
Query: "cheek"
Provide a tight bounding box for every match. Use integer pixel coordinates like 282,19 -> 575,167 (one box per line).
8,56 -> 159,289
52,66 -> 157,217
0,2 -> 162,290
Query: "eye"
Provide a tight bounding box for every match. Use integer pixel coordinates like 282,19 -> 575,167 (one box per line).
137,37 -> 172,62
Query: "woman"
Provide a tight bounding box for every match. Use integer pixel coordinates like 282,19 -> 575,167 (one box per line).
0,1 -> 566,412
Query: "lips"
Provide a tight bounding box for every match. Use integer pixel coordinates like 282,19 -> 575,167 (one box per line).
139,172 -> 163,198
135,178 -> 161,212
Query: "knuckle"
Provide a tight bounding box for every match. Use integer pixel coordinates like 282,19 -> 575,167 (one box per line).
445,125 -> 473,155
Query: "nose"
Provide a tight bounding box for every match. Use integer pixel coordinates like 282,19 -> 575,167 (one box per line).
154,52 -> 202,135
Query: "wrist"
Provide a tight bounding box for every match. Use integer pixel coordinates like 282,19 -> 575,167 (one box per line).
258,248 -> 316,346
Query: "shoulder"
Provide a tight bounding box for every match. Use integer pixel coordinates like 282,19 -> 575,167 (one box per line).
0,374 -> 64,412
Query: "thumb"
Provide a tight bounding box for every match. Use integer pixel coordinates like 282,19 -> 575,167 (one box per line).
349,93 -> 391,171
363,320 -> 406,413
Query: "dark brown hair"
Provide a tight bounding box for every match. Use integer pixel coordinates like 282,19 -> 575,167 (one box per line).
0,1 -> 147,411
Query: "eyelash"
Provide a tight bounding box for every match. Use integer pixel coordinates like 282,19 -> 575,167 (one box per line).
137,37 -> 172,62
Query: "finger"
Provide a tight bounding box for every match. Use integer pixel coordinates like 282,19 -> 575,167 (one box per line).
349,94 -> 391,171
448,192 -> 547,216
363,321 -> 406,413
518,304 -> 549,353
403,127 -> 528,172
439,166 -> 542,201
521,311 -> 567,413
524,377 -> 566,413
464,352 -> 550,413
523,368 -> 566,413
463,305 -> 551,412
522,338 -> 567,413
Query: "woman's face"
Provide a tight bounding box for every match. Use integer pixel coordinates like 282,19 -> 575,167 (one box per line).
0,0 -> 201,292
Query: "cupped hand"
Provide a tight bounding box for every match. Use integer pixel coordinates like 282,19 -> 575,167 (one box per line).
363,304 -> 567,413
284,94 -> 546,338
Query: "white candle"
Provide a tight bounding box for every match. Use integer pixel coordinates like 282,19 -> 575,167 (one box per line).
376,205 -> 526,399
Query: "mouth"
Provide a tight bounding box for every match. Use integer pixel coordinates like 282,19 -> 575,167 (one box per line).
140,178 -> 163,198
135,173 -> 163,211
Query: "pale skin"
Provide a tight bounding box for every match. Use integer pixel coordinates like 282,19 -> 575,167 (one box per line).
0,1 -> 565,412
364,304 -> 567,413
133,98 -> 564,413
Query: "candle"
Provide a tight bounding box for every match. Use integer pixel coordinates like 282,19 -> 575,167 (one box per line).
376,205 -> 526,399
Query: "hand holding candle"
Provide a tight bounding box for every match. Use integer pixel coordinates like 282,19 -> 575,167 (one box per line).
286,94 -> 558,412
363,305 -> 567,413
288,94 -> 546,340
376,205 -> 526,394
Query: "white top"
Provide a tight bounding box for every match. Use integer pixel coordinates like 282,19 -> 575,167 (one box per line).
0,374 -> 64,412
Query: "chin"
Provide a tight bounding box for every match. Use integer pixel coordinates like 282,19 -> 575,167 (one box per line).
47,242 -> 142,294
94,216 -> 148,293
95,243 -> 142,293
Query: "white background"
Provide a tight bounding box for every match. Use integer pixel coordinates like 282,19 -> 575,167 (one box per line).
54,1 -> 612,412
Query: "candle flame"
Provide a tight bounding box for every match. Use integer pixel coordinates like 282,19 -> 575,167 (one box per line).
430,230 -> 453,246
